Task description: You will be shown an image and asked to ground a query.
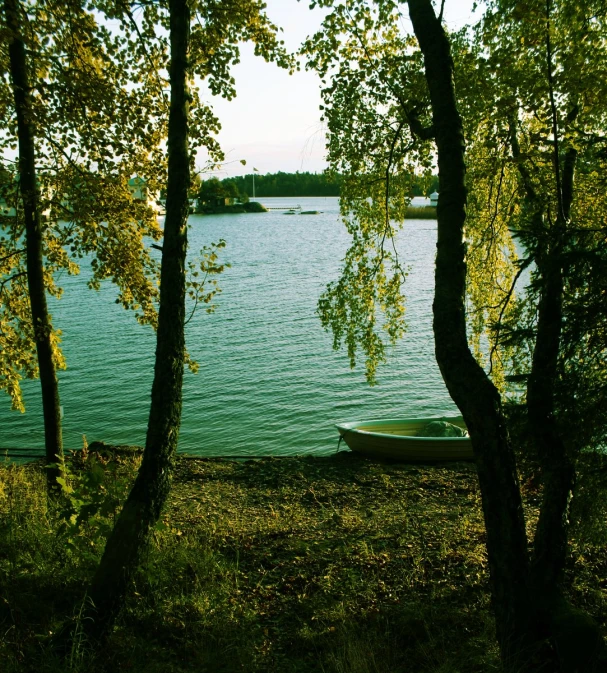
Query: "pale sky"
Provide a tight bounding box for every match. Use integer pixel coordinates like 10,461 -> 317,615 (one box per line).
202,0 -> 481,179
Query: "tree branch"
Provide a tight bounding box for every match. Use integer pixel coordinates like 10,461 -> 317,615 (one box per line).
405,108 -> 435,140
0,248 -> 25,264
0,270 -> 27,296
489,257 -> 533,374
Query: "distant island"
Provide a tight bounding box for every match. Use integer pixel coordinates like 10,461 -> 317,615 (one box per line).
193,172 -> 439,217
195,171 -> 439,202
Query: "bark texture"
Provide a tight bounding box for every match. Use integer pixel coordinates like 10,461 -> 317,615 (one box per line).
4,0 -> 63,485
526,146 -> 605,667
406,0 -> 533,667
527,238 -> 571,592
409,5 -> 607,668
528,145 -> 576,590
85,0 -> 191,636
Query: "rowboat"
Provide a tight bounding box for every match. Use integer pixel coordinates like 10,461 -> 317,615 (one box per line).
335,416 -> 474,462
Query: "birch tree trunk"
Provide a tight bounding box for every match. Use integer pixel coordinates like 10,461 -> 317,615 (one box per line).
85,0 -> 191,636
4,0 -> 64,487
406,0 -> 533,667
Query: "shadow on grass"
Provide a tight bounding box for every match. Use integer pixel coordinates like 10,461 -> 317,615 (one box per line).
3,452 -> 607,672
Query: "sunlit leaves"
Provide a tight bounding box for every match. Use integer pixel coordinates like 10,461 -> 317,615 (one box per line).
0,0 -> 293,409
463,120 -> 521,388
318,173 -> 409,384
183,239 -> 229,374
307,0 -> 607,412
0,0 -> 168,409
0,232 -> 36,411
305,1 -> 433,382
474,0 -> 607,449
186,238 -> 229,321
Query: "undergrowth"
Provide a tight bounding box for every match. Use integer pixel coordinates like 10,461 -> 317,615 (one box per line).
0,450 -> 605,672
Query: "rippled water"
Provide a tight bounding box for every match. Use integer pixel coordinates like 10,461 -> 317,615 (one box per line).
1,196 -> 459,457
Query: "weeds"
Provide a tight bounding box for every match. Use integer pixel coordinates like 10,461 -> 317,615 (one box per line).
0,451 -> 605,672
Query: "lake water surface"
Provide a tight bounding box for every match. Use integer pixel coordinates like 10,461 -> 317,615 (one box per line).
1,197 -> 459,457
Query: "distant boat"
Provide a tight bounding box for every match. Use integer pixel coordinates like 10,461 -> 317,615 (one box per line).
336,416 -> 473,462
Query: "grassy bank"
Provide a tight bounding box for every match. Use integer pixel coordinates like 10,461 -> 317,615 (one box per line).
1,450 -> 606,672
406,206 -> 437,219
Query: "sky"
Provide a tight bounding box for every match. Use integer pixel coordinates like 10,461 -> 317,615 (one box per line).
202,0 -> 481,179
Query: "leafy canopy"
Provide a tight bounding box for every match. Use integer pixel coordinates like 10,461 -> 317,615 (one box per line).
0,0 -> 294,409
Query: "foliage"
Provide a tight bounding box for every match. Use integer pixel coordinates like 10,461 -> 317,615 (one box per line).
0,453 -> 140,671
465,0 -> 607,450
230,170 -> 343,197
51,441 -> 139,560
301,1 -> 519,387
0,0 -> 166,410
197,176 -> 243,205
302,0 -> 447,382
304,3 -> 607,665
1,0 -> 288,412
213,171 -> 438,198
184,239 -> 229,354
1,453 -> 606,672
303,1 -> 494,384
304,0 -> 607,455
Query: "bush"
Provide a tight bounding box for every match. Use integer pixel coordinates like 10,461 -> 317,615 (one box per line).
243,201 -> 267,213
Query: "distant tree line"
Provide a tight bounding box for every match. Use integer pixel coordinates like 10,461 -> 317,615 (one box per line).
213,171 -> 438,198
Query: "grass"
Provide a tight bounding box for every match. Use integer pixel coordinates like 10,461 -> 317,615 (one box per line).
0,449 -> 606,672
405,206 -> 437,219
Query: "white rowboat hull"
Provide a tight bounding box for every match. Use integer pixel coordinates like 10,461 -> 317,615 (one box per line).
336,416 -> 474,462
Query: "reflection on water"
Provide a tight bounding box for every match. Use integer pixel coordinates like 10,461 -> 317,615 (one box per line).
0,197 -> 458,457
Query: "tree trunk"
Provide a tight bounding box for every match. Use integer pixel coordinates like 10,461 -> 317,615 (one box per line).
4,0 -> 64,487
525,145 -> 605,667
85,0 -> 191,637
528,250 -> 572,591
528,145 -> 576,590
406,0 -> 534,668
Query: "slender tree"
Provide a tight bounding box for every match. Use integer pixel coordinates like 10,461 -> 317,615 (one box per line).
305,0 -> 607,668
1,0 -> 168,428
3,0 -> 63,483
80,0 -> 293,637
405,2 -> 533,665
478,0 -> 607,597
85,0 -> 191,634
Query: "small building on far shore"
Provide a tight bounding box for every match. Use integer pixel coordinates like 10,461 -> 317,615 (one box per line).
199,195 -> 235,209
430,191 -> 439,207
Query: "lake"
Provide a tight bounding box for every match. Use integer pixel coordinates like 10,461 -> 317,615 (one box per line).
0,196 -> 459,458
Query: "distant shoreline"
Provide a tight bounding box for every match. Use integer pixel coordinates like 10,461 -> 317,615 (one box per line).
197,201 -> 268,215
196,200 -> 437,219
